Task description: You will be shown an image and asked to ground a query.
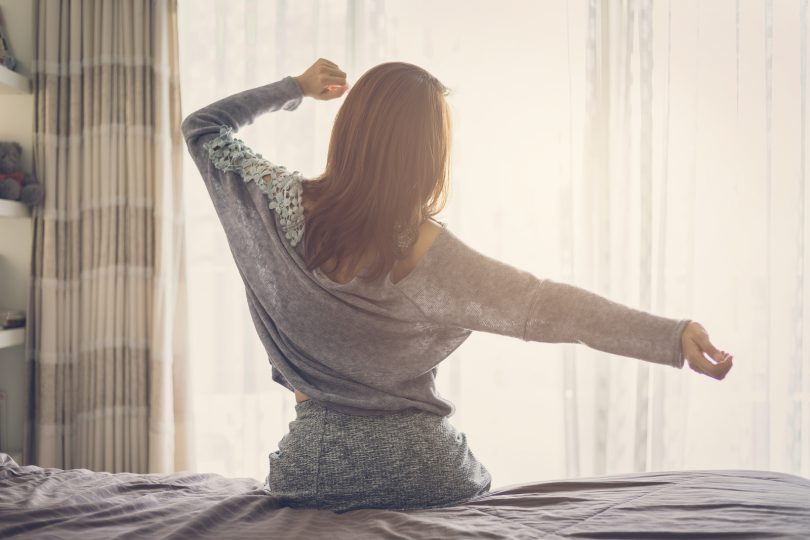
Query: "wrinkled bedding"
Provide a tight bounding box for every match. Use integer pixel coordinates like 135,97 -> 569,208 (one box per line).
1,453 -> 809,539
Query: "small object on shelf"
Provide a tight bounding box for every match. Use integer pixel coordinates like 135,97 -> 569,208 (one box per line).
0,172 -> 21,201
0,7 -> 17,71
0,142 -> 43,207
0,311 -> 24,329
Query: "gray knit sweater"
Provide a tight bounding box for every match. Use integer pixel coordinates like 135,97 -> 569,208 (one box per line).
180,75 -> 692,418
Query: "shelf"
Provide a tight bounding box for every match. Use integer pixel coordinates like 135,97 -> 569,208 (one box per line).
0,65 -> 31,95
0,328 -> 24,350
0,200 -> 30,218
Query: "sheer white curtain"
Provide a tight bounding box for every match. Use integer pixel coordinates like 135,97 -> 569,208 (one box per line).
177,0 -> 810,488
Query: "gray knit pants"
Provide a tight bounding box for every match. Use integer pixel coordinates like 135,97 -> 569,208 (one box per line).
261,399 -> 492,513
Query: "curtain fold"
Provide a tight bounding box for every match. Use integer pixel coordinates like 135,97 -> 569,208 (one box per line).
577,0 -> 810,479
24,0 -> 189,473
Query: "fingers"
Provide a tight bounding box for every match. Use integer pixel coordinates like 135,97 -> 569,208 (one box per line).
320,85 -> 349,100
325,65 -> 344,77
320,65 -> 347,81
313,65 -> 349,100
687,350 -> 733,380
318,58 -> 339,69
682,321 -> 734,380
312,63 -> 346,84
326,84 -> 350,93
696,331 -> 727,364
319,75 -> 347,87
317,62 -> 346,79
713,355 -> 733,379
298,59 -> 349,100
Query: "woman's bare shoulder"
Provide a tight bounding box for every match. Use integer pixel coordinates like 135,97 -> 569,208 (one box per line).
390,218 -> 444,284
414,219 -> 444,256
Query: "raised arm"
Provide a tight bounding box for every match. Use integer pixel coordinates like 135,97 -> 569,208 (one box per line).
180,76 -> 304,150
180,75 -> 308,245
397,225 -> 707,370
180,60 -> 349,248
180,58 -> 349,148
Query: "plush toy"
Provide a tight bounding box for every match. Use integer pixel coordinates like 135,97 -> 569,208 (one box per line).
0,142 -> 43,206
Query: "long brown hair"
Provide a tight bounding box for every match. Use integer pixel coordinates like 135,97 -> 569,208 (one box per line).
301,61 -> 453,283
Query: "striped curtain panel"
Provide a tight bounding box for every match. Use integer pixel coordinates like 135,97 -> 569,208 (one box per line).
25,0 -> 190,473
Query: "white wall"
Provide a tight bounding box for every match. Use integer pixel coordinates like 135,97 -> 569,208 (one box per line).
0,0 -> 35,462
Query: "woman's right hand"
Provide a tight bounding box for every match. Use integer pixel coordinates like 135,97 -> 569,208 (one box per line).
293,58 -> 350,101
680,321 -> 733,380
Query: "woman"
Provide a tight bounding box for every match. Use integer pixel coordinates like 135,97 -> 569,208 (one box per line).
180,58 -> 733,514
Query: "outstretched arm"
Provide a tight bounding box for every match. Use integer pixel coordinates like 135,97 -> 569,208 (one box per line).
397,225 -> 732,376
180,75 -> 307,248
180,59 -> 349,249
179,60 -> 350,394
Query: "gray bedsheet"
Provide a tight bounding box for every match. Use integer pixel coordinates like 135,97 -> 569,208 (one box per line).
1,453 -> 809,539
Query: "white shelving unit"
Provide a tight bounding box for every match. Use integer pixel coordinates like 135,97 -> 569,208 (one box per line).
0,200 -> 29,464
0,200 -> 30,218
0,64 -> 31,94
0,328 -> 24,349
0,133 -> 32,467
0,0 -> 36,468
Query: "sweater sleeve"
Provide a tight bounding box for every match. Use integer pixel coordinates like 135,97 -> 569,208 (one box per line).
396,226 -> 691,369
180,75 -> 307,247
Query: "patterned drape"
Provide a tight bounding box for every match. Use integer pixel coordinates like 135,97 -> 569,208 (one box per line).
25,0 -> 190,473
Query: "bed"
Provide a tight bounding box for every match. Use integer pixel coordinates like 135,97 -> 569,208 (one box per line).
1,452 -> 809,539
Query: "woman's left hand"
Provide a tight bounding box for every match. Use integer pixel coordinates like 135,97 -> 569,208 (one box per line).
680,321 -> 733,380
294,58 -> 350,101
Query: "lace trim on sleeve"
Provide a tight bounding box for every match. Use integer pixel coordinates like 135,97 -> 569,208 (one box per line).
202,125 -> 305,246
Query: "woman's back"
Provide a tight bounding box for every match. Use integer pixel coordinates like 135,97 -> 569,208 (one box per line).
389,219 -> 444,284
180,67 -> 693,413
305,187 -> 444,286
